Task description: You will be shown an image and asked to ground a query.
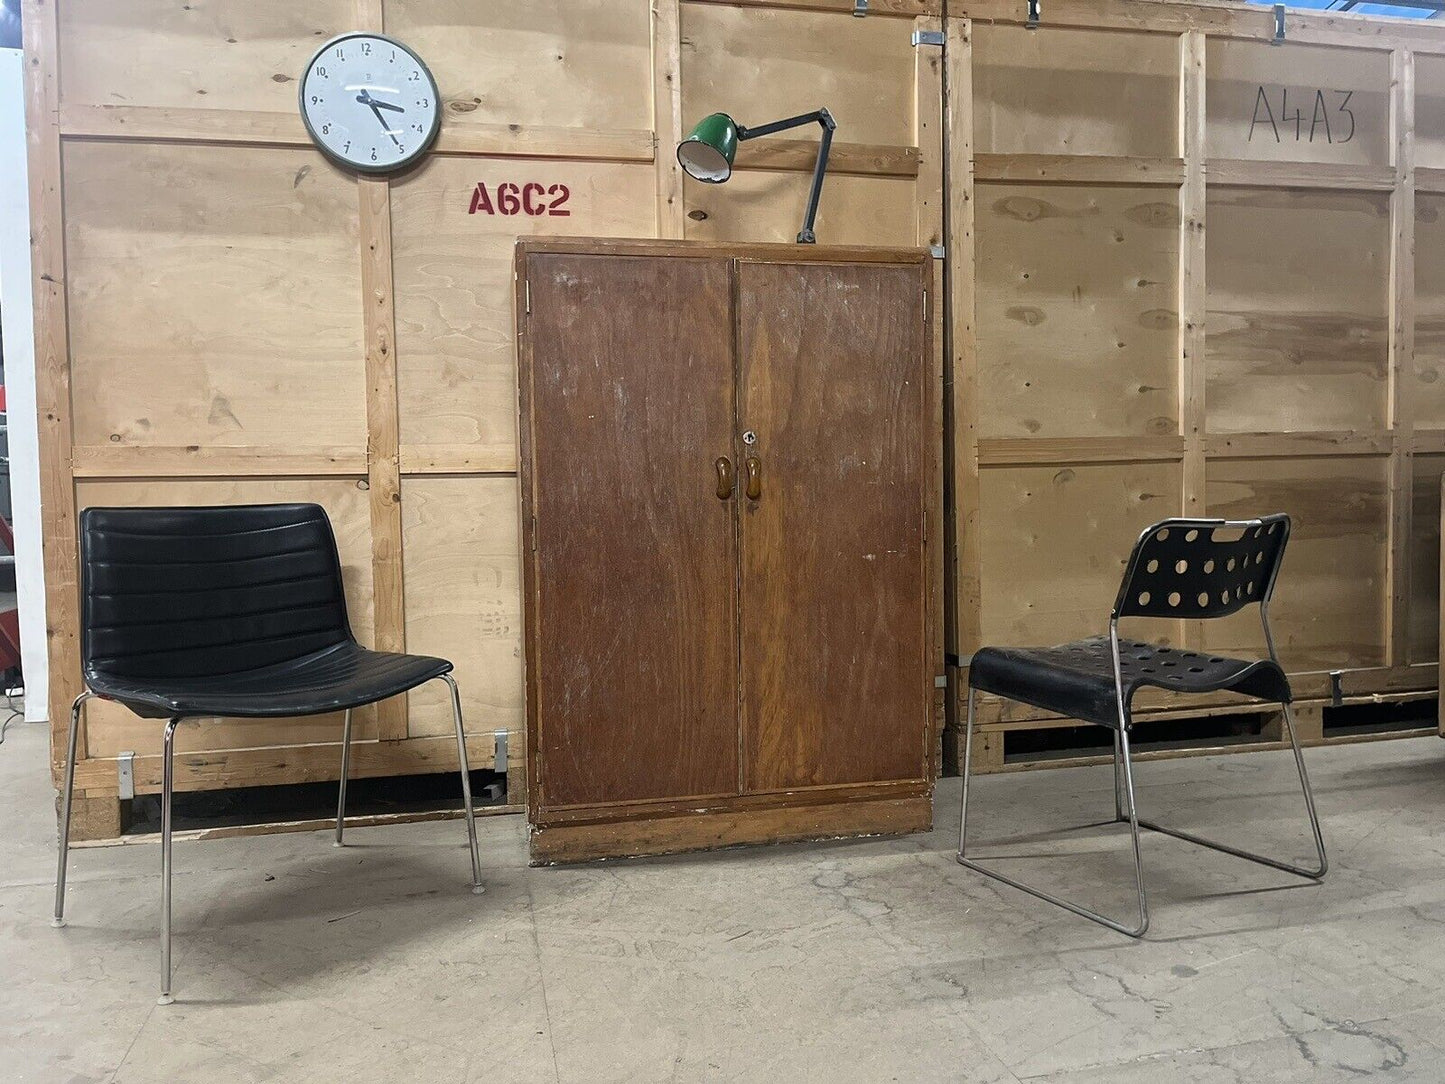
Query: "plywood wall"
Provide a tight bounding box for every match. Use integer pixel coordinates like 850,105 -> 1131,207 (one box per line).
953,2 -> 1445,732
25,0 -> 943,810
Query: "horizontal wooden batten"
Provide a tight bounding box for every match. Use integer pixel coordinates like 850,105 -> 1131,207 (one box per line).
1413,429 -> 1445,454
1205,431 -> 1394,459
973,153 -> 1186,186
60,105 -> 656,162
736,138 -> 919,178
977,436 -> 1185,466
71,445 -> 368,478
954,0 -> 1445,50
1418,167 -> 1445,194
1205,158 -> 1397,191
685,0 -> 938,17
66,732 -> 518,798
398,445 -> 518,475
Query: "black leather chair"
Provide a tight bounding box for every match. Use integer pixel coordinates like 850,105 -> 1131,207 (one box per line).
958,515 -> 1327,936
53,504 -> 484,1004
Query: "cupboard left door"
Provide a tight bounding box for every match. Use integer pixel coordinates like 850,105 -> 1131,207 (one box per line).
520,253 -> 740,808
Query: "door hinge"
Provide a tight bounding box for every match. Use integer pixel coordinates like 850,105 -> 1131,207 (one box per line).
117,751 -> 135,800
1270,2 -> 1286,45
911,29 -> 944,47
524,278 -> 532,315
929,243 -> 945,260
1026,0 -> 1041,28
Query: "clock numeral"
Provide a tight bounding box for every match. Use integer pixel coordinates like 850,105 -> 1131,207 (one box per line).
310,95 -> 320,105
418,98 -> 429,108
371,148 -> 378,161
361,41 -> 371,54
409,70 -> 420,81
316,65 -> 327,77
344,141 -> 351,153
321,123 -> 330,134
335,47 -> 345,60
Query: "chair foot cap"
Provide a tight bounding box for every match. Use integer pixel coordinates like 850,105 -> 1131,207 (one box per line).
156,994 -> 175,1006
470,883 -> 486,896
332,841 -> 345,848
50,917 -> 66,929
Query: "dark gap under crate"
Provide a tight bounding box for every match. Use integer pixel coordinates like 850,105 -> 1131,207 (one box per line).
1321,698 -> 1437,738
1003,712 -> 1275,765
123,768 -> 508,838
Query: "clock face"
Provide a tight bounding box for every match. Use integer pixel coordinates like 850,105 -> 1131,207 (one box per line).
299,33 -> 441,173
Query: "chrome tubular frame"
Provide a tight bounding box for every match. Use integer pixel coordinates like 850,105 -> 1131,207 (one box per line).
53,690 -> 96,928
334,707 -> 354,846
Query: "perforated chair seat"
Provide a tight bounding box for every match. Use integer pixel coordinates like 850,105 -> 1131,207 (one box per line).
86,641 -> 453,720
970,636 -> 1292,728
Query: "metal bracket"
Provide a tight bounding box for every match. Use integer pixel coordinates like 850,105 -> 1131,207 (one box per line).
117,751 -> 135,800
1329,670 -> 1344,707
493,729 -> 508,775
911,28 -> 944,47
934,675 -> 949,689
853,0 -> 867,15
1271,3 -> 1286,45
1026,0 -> 1041,29
929,243 -> 945,259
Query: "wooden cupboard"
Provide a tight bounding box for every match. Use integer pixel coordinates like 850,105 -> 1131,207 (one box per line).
515,239 -> 939,863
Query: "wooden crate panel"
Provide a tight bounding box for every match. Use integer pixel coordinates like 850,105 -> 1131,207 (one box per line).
683,173 -> 916,246
1205,40 -> 1389,166
73,477 -> 375,758
401,476 -> 523,740
386,0 -> 652,133
1205,187 -> 1389,433
58,0 -> 351,112
390,157 -> 655,455
975,183 -> 1179,439
681,4 -> 915,147
1415,54 -> 1445,170
972,25 -> 1178,157
1411,454 -> 1445,666
1204,456 -> 1388,672
977,460 -> 1183,647
63,141 -> 365,452
1416,194 -> 1445,426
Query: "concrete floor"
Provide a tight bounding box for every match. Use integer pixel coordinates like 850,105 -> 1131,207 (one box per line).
3,722 -> 1445,1083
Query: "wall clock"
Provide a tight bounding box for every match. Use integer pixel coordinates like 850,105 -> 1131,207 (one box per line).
299,32 -> 441,173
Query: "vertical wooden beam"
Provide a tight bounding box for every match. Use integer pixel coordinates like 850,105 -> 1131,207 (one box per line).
24,0 -> 84,780
1386,49 -> 1416,668
652,0 -> 686,238
945,17 -> 981,668
1178,30 -> 1207,649
359,176 -> 408,741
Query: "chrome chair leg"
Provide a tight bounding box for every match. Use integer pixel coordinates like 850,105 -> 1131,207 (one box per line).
957,686 -> 1150,937
158,717 -> 180,1005
53,691 -> 95,928
1112,730 -> 1125,821
334,707 -> 353,847
439,673 -> 484,894
1130,700 -> 1327,879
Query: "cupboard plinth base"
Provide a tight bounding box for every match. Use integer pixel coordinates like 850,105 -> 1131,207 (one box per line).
528,789 -> 932,865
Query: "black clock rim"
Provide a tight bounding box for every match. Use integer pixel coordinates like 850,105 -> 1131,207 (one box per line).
299,30 -> 443,175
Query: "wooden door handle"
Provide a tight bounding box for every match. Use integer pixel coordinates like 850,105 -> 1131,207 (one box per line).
745,456 -> 762,500
715,456 -> 735,499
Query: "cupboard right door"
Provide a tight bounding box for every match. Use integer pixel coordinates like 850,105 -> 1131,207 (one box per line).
736,259 -> 931,791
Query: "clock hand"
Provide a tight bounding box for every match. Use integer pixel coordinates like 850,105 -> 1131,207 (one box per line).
370,99 -> 405,114
359,95 -> 403,148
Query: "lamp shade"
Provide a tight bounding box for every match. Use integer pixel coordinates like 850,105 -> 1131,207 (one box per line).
677,113 -> 739,183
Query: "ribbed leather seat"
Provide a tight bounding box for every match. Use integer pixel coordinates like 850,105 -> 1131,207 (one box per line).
79,504 -> 450,718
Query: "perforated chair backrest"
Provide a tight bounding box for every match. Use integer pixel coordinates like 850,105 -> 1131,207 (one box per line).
1113,514 -> 1290,621
79,503 -> 354,681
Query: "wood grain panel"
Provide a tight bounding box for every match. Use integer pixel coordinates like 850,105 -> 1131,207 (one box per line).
977,461 -> 1183,647
73,477 -> 375,757
1410,454 -> 1445,666
681,3 -> 915,147
1418,54 -> 1445,170
402,476 -> 522,739
391,156 -> 655,454
386,0 -> 652,133
1204,456 -> 1388,671
63,141 -> 366,451
737,260 -> 930,790
975,183 -> 1179,439
683,172 -> 916,246
972,24 -> 1178,157
1415,193 -> 1445,426
1205,39 -> 1390,166
1206,186 -> 1389,433
523,253 -> 739,806
58,0 -> 351,112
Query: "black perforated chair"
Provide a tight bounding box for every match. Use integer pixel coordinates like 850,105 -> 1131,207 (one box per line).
54,504 -> 484,1003
958,515 -> 1327,936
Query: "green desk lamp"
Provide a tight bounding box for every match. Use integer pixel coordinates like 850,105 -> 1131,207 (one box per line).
677,108 -> 837,244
